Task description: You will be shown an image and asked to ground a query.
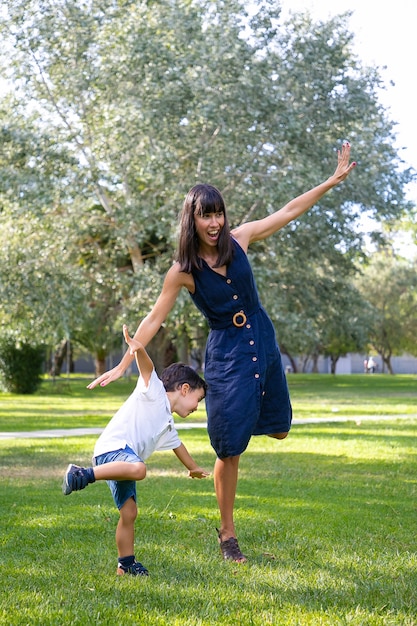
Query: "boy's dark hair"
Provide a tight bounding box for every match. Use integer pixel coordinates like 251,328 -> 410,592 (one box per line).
161,363 -> 207,396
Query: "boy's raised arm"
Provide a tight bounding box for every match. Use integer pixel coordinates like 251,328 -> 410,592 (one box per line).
122,324 -> 154,386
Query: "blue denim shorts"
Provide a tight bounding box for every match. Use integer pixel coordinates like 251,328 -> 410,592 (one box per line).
93,445 -> 144,510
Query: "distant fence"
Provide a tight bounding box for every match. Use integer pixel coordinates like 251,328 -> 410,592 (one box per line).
282,353 -> 417,375
72,352 -> 417,376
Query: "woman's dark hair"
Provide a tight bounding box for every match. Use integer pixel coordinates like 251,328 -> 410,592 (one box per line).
176,184 -> 234,272
161,362 -> 207,395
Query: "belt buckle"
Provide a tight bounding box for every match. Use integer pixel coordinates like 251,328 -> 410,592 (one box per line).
232,310 -> 247,327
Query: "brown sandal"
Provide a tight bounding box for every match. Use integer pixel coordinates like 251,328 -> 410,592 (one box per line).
216,528 -> 247,563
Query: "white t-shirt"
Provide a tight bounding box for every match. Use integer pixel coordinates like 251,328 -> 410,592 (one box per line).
93,369 -> 181,461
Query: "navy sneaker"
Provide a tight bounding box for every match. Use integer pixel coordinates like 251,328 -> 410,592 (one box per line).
62,464 -> 94,495
117,560 -> 149,576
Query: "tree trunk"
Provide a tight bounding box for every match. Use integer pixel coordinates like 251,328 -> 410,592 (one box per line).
382,355 -> 394,374
127,238 -> 144,274
146,328 -> 178,375
95,355 -> 106,377
301,355 -> 310,373
330,355 -> 338,374
176,328 -> 190,365
374,346 -> 394,374
50,339 -> 73,376
280,345 -> 298,373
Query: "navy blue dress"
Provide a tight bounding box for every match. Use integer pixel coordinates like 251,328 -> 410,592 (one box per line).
190,238 -> 292,458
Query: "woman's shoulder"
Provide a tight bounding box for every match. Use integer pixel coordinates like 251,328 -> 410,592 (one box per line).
230,225 -> 251,253
166,260 -> 195,291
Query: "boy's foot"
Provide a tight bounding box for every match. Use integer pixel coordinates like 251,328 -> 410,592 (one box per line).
62,464 -> 95,495
117,561 -> 149,576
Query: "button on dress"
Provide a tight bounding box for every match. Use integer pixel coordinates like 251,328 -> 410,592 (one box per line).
190,238 -> 292,458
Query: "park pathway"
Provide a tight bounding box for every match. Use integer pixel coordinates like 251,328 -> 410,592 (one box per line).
1,414 -> 415,439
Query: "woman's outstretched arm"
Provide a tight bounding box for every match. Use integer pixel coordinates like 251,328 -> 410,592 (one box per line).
232,142 -> 356,250
87,263 -> 190,389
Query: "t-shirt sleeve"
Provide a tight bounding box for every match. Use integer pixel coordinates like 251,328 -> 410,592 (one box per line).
155,425 -> 182,452
136,368 -> 161,401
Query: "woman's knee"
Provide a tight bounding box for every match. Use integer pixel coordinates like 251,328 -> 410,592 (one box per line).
216,455 -> 240,468
268,432 -> 289,440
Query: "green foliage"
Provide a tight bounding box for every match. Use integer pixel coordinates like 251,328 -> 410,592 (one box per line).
256,253 -> 372,368
0,336 -> 45,394
356,252 -> 417,372
0,0 -> 415,365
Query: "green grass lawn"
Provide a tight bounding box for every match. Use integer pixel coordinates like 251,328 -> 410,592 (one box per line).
288,373 -> 417,419
0,373 -> 416,432
1,421 -> 416,625
1,374 -> 417,624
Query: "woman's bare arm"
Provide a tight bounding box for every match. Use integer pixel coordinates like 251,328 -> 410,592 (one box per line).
87,264 -> 192,389
232,143 -> 356,251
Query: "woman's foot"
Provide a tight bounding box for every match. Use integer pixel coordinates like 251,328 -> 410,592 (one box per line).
216,529 -> 247,563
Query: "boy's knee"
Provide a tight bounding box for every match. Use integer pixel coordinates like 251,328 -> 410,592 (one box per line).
120,497 -> 138,523
132,462 -> 146,481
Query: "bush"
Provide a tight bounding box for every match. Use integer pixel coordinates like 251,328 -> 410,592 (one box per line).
0,337 -> 45,394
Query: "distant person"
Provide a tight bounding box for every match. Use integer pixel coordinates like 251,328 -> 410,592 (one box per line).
367,356 -> 376,373
63,325 -> 209,576
88,143 -> 356,562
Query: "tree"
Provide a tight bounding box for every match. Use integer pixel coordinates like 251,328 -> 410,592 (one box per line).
256,253 -> 372,373
356,252 -> 417,373
0,1 -> 414,366
320,281 -> 373,374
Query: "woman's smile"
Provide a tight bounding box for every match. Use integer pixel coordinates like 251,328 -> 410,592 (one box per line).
195,211 -> 225,246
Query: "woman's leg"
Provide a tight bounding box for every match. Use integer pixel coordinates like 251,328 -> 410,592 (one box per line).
214,455 -> 247,562
116,496 -> 137,557
268,432 -> 289,440
213,455 -> 240,541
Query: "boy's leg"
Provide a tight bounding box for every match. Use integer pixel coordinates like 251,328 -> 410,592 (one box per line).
116,496 -> 137,559
93,461 -> 146,482
63,446 -> 145,495
101,448 -> 148,576
113,493 -> 148,576
63,446 -> 148,575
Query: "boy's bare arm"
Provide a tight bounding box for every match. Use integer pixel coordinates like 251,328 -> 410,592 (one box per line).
173,443 -> 210,479
122,324 -> 154,385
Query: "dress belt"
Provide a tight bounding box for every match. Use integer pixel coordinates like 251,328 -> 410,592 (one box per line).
208,308 -> 259,330
232,310 -> 247,327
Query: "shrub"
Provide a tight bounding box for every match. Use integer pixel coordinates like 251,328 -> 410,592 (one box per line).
0,337 -> 45,394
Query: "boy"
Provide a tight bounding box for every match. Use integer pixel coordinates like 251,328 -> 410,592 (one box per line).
63,325 -> 209,576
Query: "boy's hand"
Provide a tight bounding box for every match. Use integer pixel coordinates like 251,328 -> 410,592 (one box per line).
188,467 -> 210,479
123,324 -> 143,354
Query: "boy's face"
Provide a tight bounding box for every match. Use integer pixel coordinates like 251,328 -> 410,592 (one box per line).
175,385 -> 205,419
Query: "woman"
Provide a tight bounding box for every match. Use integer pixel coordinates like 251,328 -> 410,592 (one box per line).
88,142 -> 356,562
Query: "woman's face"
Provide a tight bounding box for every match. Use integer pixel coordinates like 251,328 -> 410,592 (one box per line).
194,211 -> 225,248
